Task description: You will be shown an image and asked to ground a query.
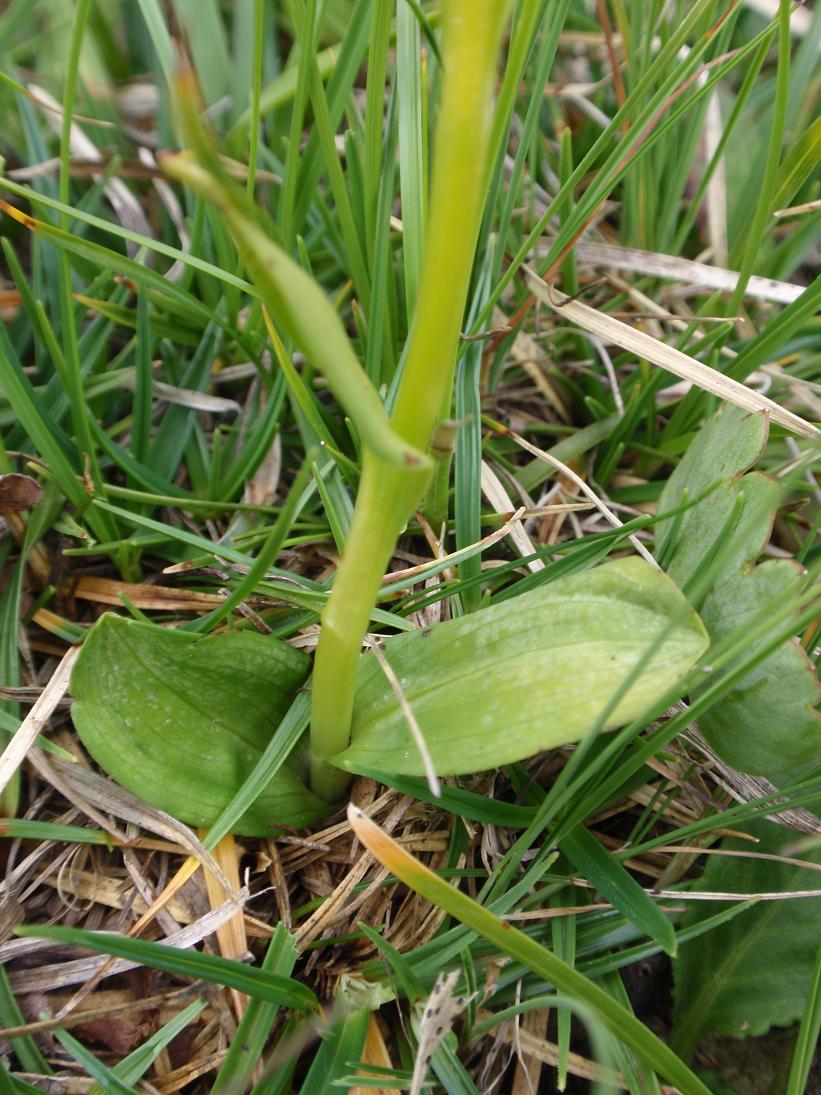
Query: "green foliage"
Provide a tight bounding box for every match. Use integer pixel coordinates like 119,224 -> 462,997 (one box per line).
70,614 -> 329,834
772,114 -> 821,213
698,561 -> 821,783
673,822 -> 821,1054
657,406 -> 770,589
69,557 -> 707,829
212,926 -> 297,1095
1,0 -> 820,1091
561,823 -> 677,958
350,805 -> 712,1095
658,405 -> 820,783
297,1007 -> 370,1095
15,923 -> 318,1010
334,557 -> 708,776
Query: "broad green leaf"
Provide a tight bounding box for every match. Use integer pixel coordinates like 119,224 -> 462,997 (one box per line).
70,614 -> 329,835
656,405 -> 770,588
15,924 -> 318,1011
332,558 -> 708,777
697,561 -> 821,784
672,822 -> 821,1054
658,404 -> 820,786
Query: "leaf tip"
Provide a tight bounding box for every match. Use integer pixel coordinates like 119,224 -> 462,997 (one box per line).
0,198 -> 38,231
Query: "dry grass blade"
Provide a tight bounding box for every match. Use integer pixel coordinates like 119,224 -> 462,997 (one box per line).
774,198 -> 821,218
681,725 -> 821,835
293,851 -> 385,951
0,646 -> 78,796
410,971 -> 470,1095
480,462 -> 545,573
36,756 -> 234,887
485,418 -> 660,568
484,1012 -> 623,1089
201,832 -> 250,1019
28,83 -> 153,248
573,241 -> 803,304
71,577 -> 244,613
367,638 -> 441,798
117,375 -> 241,414
704,90 -> 729,268
524,267 -> 819,438
492,305 -> 570,421
381,504 -> 566,585
351,1014 -> 395,1095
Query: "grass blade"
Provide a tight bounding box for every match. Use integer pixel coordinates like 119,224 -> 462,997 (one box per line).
524,268 -> 818,439
15,925 -> 318,1010
786,942 -> 821,1095
213,925 -> 297,1095
561,825 -> 677,957
53,1029 -> 138,1095
347,805 -> 711,1095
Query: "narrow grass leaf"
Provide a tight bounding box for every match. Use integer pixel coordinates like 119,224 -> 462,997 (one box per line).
561,826 -> 677,957
0,820 -> 109,845
164,85 -> 425,474
348,806 -> 710,1095
0,966 -> 51,1076
213,925 -> 297,1094
52,1029 -> 137,1095
104,1001 -> 206,1091
298,1007 -> 369,1095
14,925 -> 318,1010
786,942 -> 821,1095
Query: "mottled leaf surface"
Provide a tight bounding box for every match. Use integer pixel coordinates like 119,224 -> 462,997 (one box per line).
673,822 -> 821,1052
657,405 -> 771,589
333,558 -> 708,776
657,404 -> 819,784
697,561 -> 821,782
71,614 -> 327,835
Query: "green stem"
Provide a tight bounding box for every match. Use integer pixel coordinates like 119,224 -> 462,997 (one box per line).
309,456 -> 426,802
391,2 -> 509,447
308,0 -> 512,797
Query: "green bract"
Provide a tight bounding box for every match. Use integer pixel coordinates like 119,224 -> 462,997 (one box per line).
332,557 -> 710,777
70,616 -> 328,836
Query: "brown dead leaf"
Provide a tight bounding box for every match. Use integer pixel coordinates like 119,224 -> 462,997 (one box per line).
0,474 -> 42,512
72,1014 -> 146,1056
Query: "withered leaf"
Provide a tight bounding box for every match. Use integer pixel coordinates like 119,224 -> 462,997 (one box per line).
0,473 -> 42,512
